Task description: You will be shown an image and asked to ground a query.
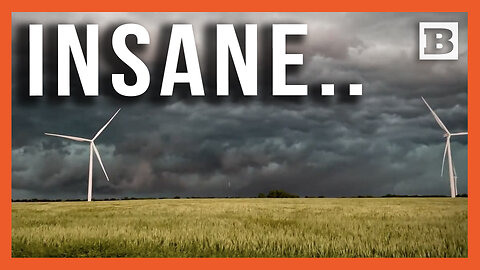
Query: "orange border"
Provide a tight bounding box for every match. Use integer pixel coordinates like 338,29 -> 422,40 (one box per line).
2,1 -> 475,269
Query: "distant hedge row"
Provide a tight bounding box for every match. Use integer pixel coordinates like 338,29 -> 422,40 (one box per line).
12,193 -> 467,202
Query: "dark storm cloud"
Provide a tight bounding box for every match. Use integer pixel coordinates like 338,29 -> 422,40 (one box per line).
12,13 -> 468,199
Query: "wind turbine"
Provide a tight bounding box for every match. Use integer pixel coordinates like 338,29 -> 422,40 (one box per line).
45,108 -> 121,201
422,97 -> 467,198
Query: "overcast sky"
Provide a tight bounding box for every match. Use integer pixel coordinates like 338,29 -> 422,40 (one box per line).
12,12 -> 468,199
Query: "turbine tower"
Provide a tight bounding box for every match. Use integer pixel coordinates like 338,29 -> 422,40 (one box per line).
45,108 -> 121,201
422,97 -> 467,198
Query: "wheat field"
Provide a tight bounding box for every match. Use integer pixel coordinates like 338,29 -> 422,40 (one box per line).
11,198 -> 467,257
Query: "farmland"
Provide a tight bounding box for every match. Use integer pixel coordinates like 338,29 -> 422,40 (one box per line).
12,198 -> 467,257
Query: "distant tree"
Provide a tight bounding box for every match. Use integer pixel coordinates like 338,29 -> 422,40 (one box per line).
266,190 -> 299,198
258,193 -> 266,198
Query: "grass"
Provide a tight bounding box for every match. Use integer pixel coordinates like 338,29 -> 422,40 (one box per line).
11,198 -> 467,257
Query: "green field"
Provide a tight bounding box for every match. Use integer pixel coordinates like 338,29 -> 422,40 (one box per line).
12,198 -> 467,258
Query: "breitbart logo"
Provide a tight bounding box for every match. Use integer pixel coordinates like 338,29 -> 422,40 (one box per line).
419,22 -> 458,60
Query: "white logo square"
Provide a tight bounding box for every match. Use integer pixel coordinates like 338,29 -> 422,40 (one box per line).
419,22 -> 458,60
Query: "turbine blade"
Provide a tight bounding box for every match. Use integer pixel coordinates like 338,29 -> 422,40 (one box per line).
441,141 -> 448,177
453,160 -> 457,178
92,108 -> 121,141
92,143 -> 109,181
45,133 -> 90,142
451,132 -> 468,136
421,97 -> 450,134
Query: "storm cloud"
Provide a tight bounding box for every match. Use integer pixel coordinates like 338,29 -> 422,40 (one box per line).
12,12 -> 468,199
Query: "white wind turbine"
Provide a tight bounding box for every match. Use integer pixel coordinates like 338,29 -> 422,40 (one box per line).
422,97 -> 467,198
45,109 -> 121,201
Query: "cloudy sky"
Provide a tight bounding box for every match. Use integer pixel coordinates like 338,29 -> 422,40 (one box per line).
12,13 -> 468,199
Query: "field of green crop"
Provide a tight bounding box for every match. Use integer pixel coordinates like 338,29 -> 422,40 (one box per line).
12,198 -> 467,257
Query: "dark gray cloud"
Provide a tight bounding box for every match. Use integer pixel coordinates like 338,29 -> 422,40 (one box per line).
12,13 -> 468,199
